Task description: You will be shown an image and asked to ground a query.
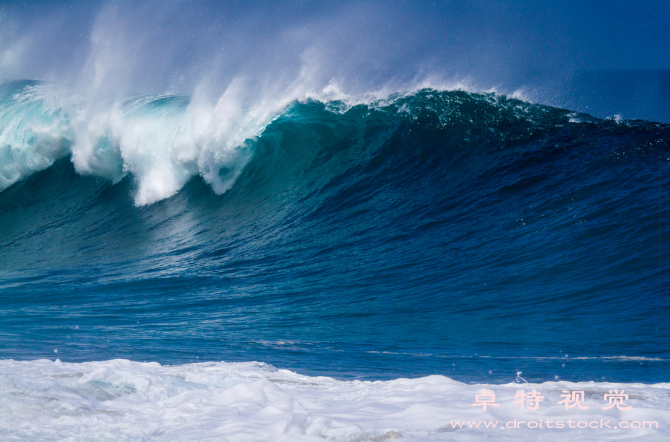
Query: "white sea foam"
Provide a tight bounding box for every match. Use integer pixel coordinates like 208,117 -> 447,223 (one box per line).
0,78 -> 481,205
0,358 -> 667,441
70,77 -> 304,206
0,80 -> 311,205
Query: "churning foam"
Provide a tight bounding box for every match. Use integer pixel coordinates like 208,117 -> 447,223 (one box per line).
0,358 -> 668,441
0,78 -> 338,205
0,76 -> 491,206
0,80 -> 285,206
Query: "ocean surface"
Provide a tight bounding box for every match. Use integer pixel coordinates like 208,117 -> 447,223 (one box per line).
1,80 -> 669,440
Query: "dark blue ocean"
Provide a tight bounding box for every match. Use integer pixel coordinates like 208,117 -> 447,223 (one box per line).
1,81 -> 670,384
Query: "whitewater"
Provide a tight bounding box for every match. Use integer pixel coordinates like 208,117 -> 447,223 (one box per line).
2,358 -> 668,441
0,79 -> 320,205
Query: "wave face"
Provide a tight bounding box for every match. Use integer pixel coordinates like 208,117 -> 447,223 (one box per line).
1,83 -> 670,384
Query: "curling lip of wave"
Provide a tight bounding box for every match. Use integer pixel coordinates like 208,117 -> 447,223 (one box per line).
0,79 -> 604,206
0,80 -> 304,205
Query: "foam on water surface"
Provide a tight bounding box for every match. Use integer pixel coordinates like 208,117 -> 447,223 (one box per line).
0,358 -> 668,441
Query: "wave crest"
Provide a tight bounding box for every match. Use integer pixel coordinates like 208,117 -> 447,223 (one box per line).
0,80 -> 612,205
0,80 -> 278,205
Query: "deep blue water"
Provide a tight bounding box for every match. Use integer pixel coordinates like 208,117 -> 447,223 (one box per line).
1,84 -> 670,383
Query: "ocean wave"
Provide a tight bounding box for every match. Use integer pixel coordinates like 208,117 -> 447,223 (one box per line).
1,81 -> 670,386
0,80 -> 599,205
